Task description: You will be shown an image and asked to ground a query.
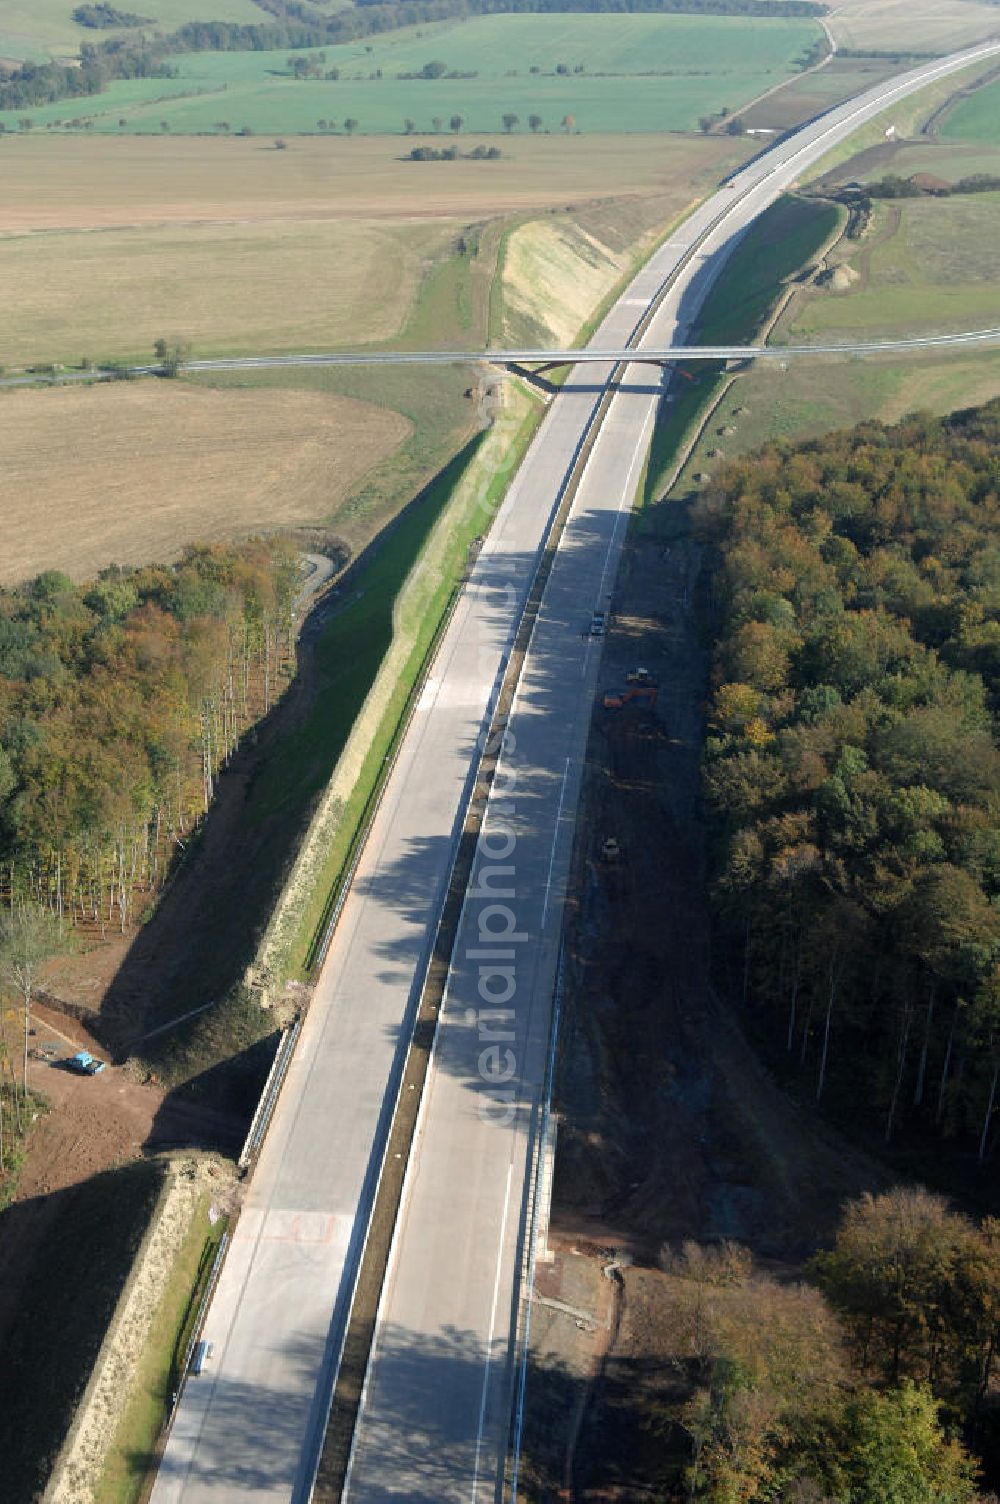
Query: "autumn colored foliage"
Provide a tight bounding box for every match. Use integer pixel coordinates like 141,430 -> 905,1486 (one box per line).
0,539 -> 299,935
696,400 -> 1000,1157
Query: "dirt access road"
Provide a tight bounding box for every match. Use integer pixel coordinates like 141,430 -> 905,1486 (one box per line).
519,502 -> 886,1498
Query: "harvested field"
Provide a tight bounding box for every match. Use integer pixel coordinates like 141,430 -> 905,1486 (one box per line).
0,382 -> 410,586
740,55 -> 900,134
0,217 -> 450,366
0,133 -> 743,368
0,132 -> 743,233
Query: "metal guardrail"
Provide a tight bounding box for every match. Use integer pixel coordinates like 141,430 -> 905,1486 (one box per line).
238,1015 -> 302,1172
508,943 -> 566,1502
170,1230 -> 230,1419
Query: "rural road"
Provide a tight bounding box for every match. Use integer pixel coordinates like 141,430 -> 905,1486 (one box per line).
149,36 -> 1000,1504
4,329 -> 1000,392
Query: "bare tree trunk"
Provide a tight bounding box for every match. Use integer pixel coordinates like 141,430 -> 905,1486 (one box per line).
886,1001 -> 913,1142
937,1003 -> 959,1124
742,914 -> 751,1006
816,957 -> 840,1103
786,929 -> 802,1054
21,986 -> 30,1105
799,988 -> 815,1068
913,986 -> 935,1108
979,1058 -> 999,1166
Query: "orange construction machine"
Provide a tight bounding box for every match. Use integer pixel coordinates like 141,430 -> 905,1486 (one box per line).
603,684 -> 658,710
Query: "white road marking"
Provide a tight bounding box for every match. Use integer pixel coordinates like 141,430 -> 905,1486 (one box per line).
470,1159 -> 515,1502
541,757 -> 573,931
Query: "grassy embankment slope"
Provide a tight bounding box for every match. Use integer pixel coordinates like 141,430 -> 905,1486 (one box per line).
0,1161 -> 165,1504
642,192 -> 844,506
0,13 -> 822,134
30,166 -> 701,1499
154,165 -> 710,1039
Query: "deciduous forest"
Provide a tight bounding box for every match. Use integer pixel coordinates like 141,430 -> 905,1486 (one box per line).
696,400 -> 1000,1160
663,1188 -> 1000,1499
0,540 -> 298,935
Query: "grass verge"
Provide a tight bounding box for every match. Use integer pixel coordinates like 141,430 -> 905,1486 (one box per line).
97,1194 -> 227,1504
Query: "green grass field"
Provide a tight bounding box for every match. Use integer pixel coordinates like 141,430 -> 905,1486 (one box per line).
786,192 -> 1000,341
680,350 -> 1000,483
802,54 -> 1000,184
0,0 -> 263,61
0,13 -> 822,134
941,76 -> 1000,143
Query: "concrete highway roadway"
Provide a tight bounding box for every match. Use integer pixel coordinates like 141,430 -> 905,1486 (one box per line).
149,36 -> 1000,1504
342,36 -> 1000,1504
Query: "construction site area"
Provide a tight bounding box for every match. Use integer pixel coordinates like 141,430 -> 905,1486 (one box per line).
517,492 -> 885,1500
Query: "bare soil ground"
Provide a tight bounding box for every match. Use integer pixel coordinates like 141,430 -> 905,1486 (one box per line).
519,503 -> 886,1499
0,1002 -> 243,1366
0,383 -> 409,586
740,56 -> 900,134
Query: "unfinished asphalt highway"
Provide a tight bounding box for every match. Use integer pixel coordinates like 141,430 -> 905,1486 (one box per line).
149,37 -> 1000,1504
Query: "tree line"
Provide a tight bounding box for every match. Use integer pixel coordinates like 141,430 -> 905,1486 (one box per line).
72,3 -> 152,26
0,540 -> 299,939
0,0 -> 825,112
695,401 -> 1000,1160
860,172 -> 1000,199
